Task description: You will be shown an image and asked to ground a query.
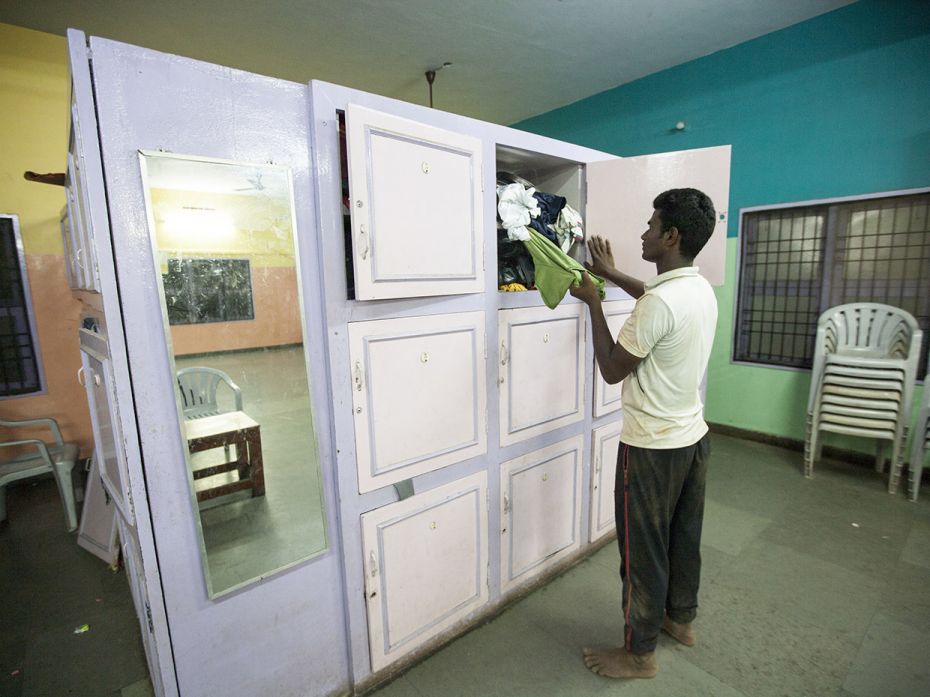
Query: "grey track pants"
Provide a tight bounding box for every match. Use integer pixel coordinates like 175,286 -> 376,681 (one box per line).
614,432 -> 711,654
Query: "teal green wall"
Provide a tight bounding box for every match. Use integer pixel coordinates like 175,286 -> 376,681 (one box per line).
516,0 -> 930,446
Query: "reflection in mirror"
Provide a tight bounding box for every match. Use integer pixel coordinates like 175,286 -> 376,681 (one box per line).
140,152 -> 327,597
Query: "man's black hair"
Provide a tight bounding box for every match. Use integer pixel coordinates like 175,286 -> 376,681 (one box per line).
652,188 -> 716,260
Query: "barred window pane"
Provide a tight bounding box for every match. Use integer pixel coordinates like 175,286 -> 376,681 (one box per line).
0,215 -> 43,397
735,192 -> 930,376
162,258 -> 255,326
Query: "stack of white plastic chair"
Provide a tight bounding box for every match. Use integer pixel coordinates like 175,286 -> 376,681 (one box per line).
805,303 -> 922,494
907,375 -> 930,502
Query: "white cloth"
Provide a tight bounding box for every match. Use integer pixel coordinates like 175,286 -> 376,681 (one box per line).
496,183 -> 539,241
617,267 -> 718,449
548,204 -> 584,252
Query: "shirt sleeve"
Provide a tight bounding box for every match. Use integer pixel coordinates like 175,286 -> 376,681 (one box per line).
617,293 -> 674,358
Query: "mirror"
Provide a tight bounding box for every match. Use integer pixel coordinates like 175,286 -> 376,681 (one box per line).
140,152 -> 327,597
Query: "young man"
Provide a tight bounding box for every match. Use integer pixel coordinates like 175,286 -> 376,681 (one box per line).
569,188 -> 718,679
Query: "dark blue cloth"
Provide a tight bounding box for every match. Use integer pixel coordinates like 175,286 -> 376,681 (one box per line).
528,191 -> 566,244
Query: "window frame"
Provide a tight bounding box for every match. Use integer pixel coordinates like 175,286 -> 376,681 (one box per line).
0,213 -> 47,399
732,186 -> 930,374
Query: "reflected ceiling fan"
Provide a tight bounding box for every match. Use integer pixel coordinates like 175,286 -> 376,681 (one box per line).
235,171 -> 265,192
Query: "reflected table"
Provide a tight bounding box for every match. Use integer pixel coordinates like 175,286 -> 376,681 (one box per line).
184,411 -> 265,503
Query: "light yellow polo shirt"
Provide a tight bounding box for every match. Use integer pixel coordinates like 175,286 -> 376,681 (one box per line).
617,267 -> 718,449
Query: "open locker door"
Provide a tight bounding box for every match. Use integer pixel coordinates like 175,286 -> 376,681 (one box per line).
587,145 -> 731,286
345,104 -> 485,299
67,30 -> 177,697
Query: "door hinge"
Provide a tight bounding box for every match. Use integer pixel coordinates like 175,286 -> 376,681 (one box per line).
145,601 -> 154,634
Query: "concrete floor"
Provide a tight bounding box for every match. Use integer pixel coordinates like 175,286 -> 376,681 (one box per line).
2,433 -> 929,696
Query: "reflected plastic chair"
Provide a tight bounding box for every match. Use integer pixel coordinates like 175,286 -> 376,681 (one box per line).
176,367 -> 243,460
0,417 -> 80,531
176,367 -> 243,419
907,376 -> 930,502
804,303 -> 922,493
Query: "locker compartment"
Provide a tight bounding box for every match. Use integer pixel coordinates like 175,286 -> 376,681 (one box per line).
593,299 -> 637,417
362,471 -> 489,672
495,145 -> 586,294
349,311 -> 487,493
500,436 -> 583,591
343,104 -> 485,300
498,304 -> 585,446
590,418 -> 623,542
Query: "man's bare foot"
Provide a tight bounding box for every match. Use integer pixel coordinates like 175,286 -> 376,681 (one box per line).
582,646 -> 657,678
662,615 -> 696,646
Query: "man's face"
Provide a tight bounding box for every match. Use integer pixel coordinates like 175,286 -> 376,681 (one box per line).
641,210 -> 667,262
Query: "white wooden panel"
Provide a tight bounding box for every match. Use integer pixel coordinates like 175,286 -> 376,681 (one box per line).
587,145 -> 731,286
67,98 -> 101,291
590,419 -> 623,542
349,311 -> 487,492
498,305 -> 585,446
80,332 -> 135,525
593,299 -> 637,417
76,450 -> 120,565
362,471 -> 488,671
347,104 -> 484,299
501,436 -> 583,591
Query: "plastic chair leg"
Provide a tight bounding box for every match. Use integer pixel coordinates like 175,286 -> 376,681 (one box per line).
53,464 -> 79,532
804,418 -> 819,478
0,485 -> 6,524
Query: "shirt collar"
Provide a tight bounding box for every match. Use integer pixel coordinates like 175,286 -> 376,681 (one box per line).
644,266 -> 700,291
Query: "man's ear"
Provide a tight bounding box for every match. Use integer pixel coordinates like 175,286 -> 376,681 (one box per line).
663,226 -> 681,249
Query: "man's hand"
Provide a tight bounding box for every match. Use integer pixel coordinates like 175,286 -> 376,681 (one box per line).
585,236 -> 616,277
569,271 -> 601,306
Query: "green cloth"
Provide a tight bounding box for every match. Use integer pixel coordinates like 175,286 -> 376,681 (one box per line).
522,228 -> 605,309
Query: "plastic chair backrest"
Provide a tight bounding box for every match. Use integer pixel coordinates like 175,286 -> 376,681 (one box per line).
176,367 -> 243,419
808,303 -> 923,412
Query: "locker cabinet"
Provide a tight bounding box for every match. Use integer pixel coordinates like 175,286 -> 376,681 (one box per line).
589,419 -> 623,542
498,305 -> 586,446
500,436 -> 584,591
348,311 -> 487,492
592,299 -> 636,417
361,471 -> 489,671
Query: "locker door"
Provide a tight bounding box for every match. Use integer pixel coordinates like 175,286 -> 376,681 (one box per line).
500,436 -> 583,591
589,419 -> 623,542
349,311 -> 487,492
362,472 -> 489,671
587,145 -> 731,286
593,299 -> 636,417
346,104 -> 485,300
498,305 -> 585,446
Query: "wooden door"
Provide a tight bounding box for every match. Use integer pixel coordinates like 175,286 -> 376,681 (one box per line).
346,104 -> 485,299
587,145 -> 731,286
592,300 -> 636,417
498,305 -> 585,446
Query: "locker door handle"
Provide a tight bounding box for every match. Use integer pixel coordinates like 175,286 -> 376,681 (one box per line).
77,366 -> 85,386
358,224 -> 369,261
353,362 -> 363,391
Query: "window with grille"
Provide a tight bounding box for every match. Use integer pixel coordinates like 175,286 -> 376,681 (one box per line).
1,214 -> 44,397
735,190 -> 930,377
162,258 -> 254,325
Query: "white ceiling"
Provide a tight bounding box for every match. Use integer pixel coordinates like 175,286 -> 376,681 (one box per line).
1,0 -> 854,124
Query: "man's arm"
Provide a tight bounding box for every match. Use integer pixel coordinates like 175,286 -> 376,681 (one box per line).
569,272 -> 643,384
585,236 -> 645,299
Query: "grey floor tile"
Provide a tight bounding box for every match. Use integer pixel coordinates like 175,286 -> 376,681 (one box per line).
361,675 -> 423,697
401,610 -> 606,697
712,539 -> 885,635
701,499 -> 772,556
876,559 -> 930,633
899,518 -> 930,569
119,677 -> 155,697
843,612 -> 930,697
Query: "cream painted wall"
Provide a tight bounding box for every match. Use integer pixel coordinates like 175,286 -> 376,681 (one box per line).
0,24 -> 93,455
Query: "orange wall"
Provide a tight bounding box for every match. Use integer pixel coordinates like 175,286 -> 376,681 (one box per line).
170,266 -> 303,355
0,25 -> 94,455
